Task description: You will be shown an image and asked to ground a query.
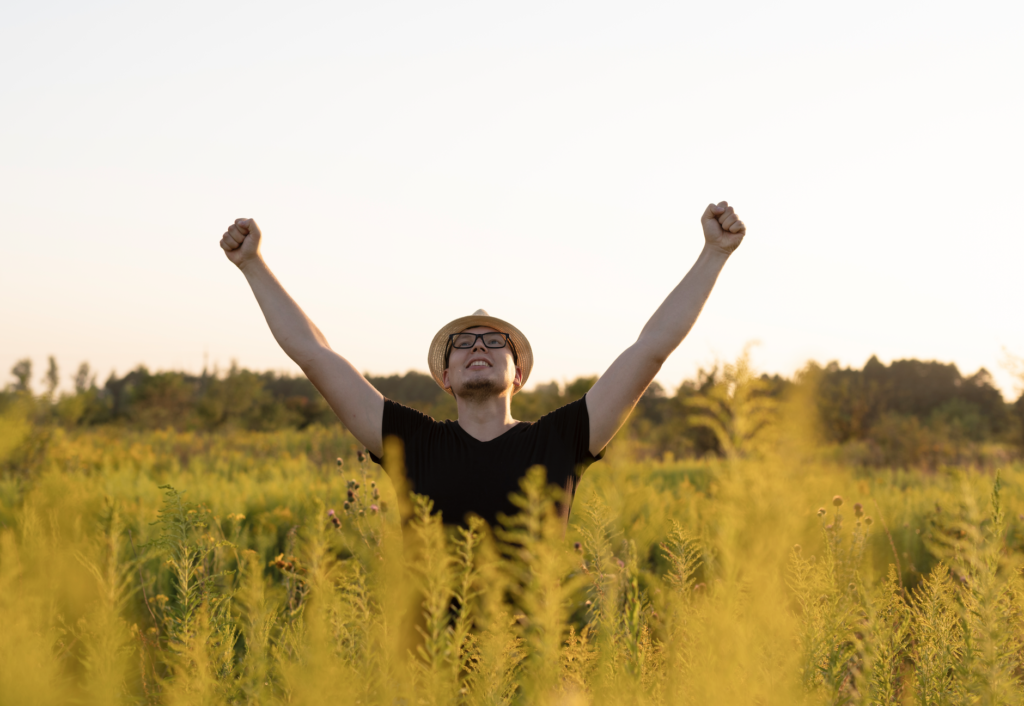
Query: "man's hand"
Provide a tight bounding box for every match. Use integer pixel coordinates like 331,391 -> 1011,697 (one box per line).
220,218 -> 262,269
701,201 -> 746,256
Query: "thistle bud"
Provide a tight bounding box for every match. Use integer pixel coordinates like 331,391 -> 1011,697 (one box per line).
573,542 -> 582,552
832,495 -> 843,507
853,502 -> 863,517
336,457 -> 344,468
864,517 -> 873,526
357,451 -> 366,462
817,508 -> 827,517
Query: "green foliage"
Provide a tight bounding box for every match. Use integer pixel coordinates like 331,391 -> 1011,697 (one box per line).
2,413 -> 1024,704
6,351 -> 1023,470
685,345 -> 777,459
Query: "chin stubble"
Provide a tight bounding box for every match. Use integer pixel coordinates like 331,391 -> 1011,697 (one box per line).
458,377 -> 506,402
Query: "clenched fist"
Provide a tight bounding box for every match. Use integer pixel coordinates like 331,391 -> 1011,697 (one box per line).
701,202 -> 746,256
220,218 -> 262,269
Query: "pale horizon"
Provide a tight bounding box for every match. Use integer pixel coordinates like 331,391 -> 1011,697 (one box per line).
3,1 -> 1022,402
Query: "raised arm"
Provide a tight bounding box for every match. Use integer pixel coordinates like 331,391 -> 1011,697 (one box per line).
585,202 -> 746,455
220,219 -> 384,456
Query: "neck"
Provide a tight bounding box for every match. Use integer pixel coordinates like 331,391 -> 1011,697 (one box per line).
455,392 -> 519,441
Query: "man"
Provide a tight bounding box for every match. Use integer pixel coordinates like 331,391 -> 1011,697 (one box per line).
219,202 -> 745,528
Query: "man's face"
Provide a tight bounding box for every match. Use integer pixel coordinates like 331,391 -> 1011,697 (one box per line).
442,326 -> 522,401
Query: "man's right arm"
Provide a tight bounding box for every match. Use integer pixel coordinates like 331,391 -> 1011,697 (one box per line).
220,218 -> 384,457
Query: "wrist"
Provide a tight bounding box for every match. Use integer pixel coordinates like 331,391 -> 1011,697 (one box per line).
701,242 -> 733,263
238,255 -> 267,276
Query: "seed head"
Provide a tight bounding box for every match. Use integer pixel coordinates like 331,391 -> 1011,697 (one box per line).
817,508 -> 827,517
848,582 -> 856,591
832,495 -> 843,507
336,457 -> 344,467
853,502 -> 863,517
357,450 -> 366,462
864,517 -> 873,526
793,544 -> 801,553
343,501 -> 350,510
573,542 -> 582,552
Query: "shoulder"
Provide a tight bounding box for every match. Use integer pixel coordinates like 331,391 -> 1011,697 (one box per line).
371,399 -> 447,465
382,398 -> 443,431
534,395 -> 591,430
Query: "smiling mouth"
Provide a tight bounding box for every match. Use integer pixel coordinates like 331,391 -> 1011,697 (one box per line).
467,361 -> 491,369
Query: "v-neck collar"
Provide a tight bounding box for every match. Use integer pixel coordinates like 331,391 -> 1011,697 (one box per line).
453,419 -> 530,445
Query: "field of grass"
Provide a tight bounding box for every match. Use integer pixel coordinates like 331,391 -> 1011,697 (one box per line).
1,417 -> 1023,705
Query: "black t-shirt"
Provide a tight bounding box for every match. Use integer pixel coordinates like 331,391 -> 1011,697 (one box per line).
369,395 -> 602,528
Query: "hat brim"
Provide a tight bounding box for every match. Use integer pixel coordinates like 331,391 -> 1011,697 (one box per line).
427,315 -> 533,396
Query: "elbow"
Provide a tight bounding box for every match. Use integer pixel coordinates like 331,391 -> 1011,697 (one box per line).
292,344 -> 329,373
634,339 -> 669,369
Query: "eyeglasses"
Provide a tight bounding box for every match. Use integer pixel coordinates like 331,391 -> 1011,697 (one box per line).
445,332 -> 518,366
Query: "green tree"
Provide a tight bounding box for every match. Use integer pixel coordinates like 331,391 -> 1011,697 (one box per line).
74,362 -> 95,394
9,359 -> 32,394
42,356 -> 59,400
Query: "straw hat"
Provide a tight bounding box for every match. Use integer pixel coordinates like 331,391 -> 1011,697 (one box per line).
427,309 -> 534,396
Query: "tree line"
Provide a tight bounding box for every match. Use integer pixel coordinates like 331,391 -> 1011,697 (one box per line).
3,354 -> 1023,467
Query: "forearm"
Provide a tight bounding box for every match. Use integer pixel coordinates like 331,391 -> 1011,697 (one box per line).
240,257 -> 330,367
636,244 -> 730,363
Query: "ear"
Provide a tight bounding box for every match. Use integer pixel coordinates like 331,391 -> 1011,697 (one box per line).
513,365 -> 523,389
442,368 -> 450,389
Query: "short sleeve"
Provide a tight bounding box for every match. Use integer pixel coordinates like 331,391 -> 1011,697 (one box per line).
537,395 -> 603,476
368,399 -> 434,468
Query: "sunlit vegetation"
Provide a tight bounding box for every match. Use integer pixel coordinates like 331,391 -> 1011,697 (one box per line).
1,352 -> 1024,704
5,349 -> 1024,468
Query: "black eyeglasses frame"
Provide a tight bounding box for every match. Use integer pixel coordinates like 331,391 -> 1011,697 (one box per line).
444,332 -> 519,368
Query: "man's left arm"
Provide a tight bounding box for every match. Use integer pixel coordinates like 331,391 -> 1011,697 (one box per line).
585,201 -> 746,456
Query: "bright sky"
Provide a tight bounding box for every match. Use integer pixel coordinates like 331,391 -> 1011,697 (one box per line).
2,1 -> 1023,400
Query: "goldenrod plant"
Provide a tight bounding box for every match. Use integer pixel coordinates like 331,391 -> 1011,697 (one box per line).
2,355 -> 1024,704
